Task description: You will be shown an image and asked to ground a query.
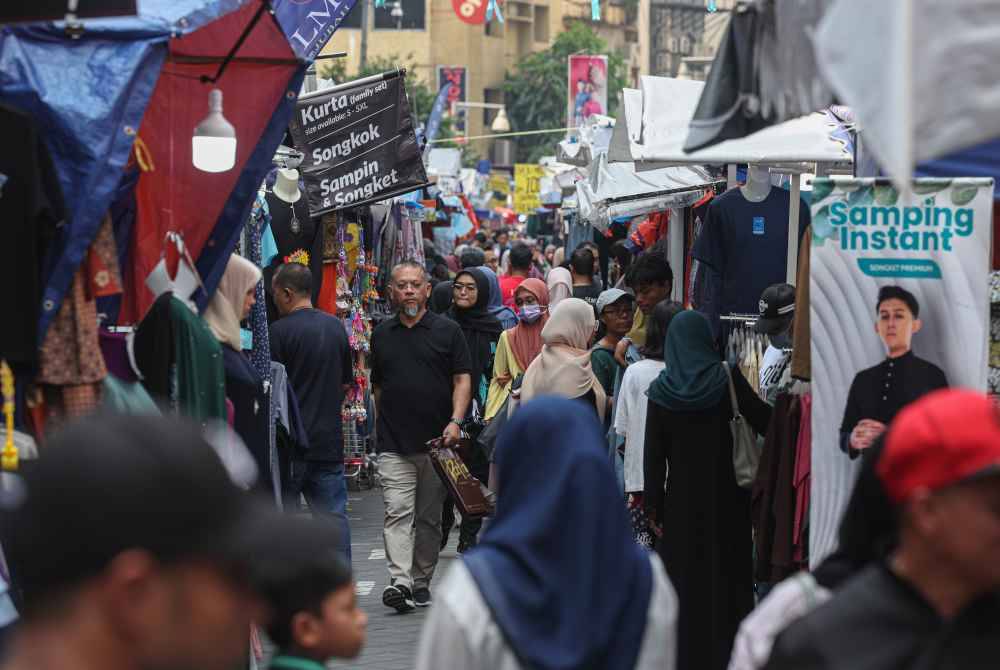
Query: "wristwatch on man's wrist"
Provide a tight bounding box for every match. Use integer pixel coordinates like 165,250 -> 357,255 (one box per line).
448,418 -> 463,427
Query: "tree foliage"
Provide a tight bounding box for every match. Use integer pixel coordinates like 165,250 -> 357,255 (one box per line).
502,22 -> 628,163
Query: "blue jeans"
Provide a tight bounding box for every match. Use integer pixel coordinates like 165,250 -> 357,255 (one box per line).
298,461 -> 352,566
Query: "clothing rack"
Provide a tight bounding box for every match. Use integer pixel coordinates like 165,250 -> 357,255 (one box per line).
720,313 -> 759,323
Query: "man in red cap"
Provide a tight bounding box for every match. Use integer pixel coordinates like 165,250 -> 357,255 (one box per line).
764,389 -> 1000,670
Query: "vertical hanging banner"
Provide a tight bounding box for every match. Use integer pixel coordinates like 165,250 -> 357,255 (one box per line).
289,71 -> 429,214
809,177 -> 994,566
437,66 -> 467,133
567,54 -> 608,129
273,0 -> 361,62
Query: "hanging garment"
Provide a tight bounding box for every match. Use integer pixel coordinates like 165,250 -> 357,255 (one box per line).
793,392 -> 812,566
223,347 -> 270,494
245,195 -> 271,379
101,375 -> 160,415
791,228 -> 811,380
751,393 -> 802,584
692,188 -> 810,333
0,104 -> 66,374
133,292 -> 227,423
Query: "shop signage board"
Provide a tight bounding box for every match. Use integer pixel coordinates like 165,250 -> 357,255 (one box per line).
289,71 -> 429,214
437,66 -> 467,132
567,54 -> 608,129
809,177 -> 994,565
513,164 -> 544,214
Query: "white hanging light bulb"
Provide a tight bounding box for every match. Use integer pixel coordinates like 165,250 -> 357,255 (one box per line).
491,108 -> 511,133
192,89 -> 237,173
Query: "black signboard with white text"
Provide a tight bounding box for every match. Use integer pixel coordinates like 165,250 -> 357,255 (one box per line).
289,71 -> 428,214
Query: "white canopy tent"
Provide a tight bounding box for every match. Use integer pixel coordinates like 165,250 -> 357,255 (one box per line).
576,153 -> 715,232
612,76 -> 852,167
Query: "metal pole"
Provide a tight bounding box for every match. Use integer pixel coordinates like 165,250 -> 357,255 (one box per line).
360,0 -> 369,70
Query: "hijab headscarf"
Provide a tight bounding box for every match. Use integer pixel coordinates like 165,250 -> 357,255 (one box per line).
430,280 -> 453,313
546,267 -> 572,310
521,298 -> 607,422
463,397 -> 653,670
646,309 -> 728,411
507,278 -> 549,371
479,266 -> 518,330
447,269 -> 503,397
203,254 -> 261,351
552,246 -> 566,268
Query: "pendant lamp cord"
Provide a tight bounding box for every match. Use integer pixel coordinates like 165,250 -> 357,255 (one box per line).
200,0 -> 271,84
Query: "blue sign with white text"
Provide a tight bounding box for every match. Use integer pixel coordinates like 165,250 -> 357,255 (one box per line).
273,0 -> 360,62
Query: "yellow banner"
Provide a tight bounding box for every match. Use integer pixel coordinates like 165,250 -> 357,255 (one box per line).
514,164 -> 544,214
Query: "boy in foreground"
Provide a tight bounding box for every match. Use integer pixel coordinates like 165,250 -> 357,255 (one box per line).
255,526 -> 368,670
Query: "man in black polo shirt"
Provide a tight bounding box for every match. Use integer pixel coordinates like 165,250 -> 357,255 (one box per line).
371,261 -> 472,613
269,263 -> 354,563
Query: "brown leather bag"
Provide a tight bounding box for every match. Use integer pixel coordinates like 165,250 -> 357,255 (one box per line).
426,438 -> 495,519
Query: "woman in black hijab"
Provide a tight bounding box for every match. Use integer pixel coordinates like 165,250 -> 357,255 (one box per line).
448,268 -> 504,413
444,267 -> 503,552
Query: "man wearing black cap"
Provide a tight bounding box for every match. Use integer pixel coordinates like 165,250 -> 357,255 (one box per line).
755,283 -> 796,406
839,286 -> 948,459
0,413 -> 315,670
764,390 -> 1000,670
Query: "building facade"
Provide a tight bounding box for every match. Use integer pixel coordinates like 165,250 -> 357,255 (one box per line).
319,0 -> 645,163
648,0 -> 732,80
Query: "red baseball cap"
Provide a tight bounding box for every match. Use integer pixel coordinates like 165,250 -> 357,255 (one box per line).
877,389 -> 1000,504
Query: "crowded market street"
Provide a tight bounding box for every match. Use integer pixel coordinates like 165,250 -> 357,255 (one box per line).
3,2 -> 1000,670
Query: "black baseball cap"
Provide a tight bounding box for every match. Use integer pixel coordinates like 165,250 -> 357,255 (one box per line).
1,413 -> 325,609
755,283 -> 796,335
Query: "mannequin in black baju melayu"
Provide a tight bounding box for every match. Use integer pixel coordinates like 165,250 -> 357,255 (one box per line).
264,168 -> 324,322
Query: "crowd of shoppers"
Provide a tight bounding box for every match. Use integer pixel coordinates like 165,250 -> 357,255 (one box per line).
400,230 -> 1000,670
4,229 -> 996,670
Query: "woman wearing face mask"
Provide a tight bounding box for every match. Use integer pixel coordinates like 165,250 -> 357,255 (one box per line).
520,298 -> 608,423
203,253 -> 271,490
484,279 -> 549,420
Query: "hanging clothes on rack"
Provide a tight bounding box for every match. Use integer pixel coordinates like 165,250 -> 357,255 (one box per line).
133,234 -> 226,423
751,392 -> 802,584
37,217 -> 122,420
793,390 -> 812,565
245,192 -> 271,380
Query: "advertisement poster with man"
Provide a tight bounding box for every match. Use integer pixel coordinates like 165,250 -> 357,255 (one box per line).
567,55 -> 607,129
809,177 -> 994,565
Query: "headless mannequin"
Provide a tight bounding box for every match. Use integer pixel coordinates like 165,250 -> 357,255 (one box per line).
741,164 -> 772,203
265,169 -> 324,318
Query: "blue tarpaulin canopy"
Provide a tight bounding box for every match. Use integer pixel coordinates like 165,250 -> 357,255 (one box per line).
0,0 -> 356,332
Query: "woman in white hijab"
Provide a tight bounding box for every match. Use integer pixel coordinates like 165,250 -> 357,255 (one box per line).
520,297 -> 608,422
203,254 -> 270,486
546,267 -> 573,310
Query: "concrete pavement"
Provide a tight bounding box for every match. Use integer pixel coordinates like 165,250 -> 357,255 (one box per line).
328,484 -> 460,669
